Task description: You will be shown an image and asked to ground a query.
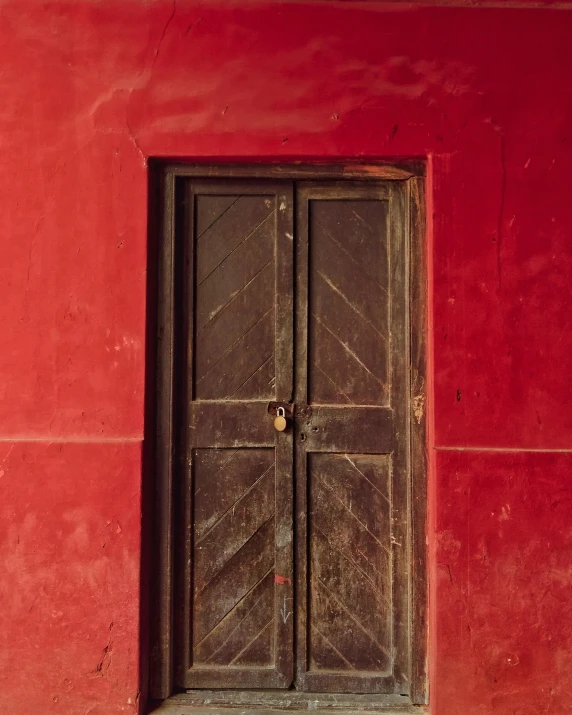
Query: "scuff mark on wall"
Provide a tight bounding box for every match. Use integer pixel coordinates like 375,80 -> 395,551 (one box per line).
496,132 -> 507,291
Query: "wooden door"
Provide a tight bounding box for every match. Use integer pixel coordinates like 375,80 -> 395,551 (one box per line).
165,171 -> 419,700
175,180 -> 295,689
294,183 -> 409,694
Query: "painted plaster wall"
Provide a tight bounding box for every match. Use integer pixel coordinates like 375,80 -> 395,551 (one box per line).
1,1 -> 571,713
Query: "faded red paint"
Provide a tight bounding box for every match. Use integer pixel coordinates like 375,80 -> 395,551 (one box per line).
274,574 -> 292,586
1,1 -> 571,714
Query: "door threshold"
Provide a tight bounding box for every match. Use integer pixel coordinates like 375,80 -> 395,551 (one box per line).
149,691 -> 426,715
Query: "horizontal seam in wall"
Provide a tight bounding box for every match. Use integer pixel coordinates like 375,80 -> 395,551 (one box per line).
435,445 -> 572,453
359,1 -> 572,9
0,436 -> 143,443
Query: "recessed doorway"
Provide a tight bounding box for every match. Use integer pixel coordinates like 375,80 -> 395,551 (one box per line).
149,163 -> 427,713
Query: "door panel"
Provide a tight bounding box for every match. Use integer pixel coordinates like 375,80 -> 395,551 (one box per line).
308,453 -> 392,674
295,182 -> 409,695
192,447 -> 276,666
308,197 -> 390,406
176,180 -> 294,690
194,191 -> 278,401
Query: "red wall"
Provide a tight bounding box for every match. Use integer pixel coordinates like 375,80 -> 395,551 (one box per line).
1,1 -> 572,713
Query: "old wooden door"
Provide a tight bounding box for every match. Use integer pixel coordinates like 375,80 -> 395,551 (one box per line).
293,183 -> 409,694
162,169 -> 423,701
175,181 -> 295,689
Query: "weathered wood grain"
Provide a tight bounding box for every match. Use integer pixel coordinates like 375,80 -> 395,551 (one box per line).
176,181 -> 294,690
193,190 -> 277,401
308,197 -> 389,406
295,183 -> 408,695
193,449 -> 275,541
309,454 -> 392,647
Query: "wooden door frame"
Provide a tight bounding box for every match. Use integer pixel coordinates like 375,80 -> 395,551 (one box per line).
148,161 -> 428,709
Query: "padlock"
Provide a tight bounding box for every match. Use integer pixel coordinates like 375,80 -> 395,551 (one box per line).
273,406 -> 288,432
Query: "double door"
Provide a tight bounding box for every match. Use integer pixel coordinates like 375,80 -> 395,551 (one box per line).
169,175 -> 416,698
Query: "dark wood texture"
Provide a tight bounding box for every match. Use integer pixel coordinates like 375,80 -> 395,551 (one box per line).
167,162 -> 420,182
158,690 -> 422,712
150,169 -> 176,699
408,177 -> 429,705
308,194 -> 389,406
193,191 -> 277,400
295,183 -> 409,695
151,164 -> 427,707
308,453 -> 392,673
192,449 -> 276,666
175,180 -> 294,690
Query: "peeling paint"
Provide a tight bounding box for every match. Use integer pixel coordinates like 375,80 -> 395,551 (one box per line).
413,394 -> 425,424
